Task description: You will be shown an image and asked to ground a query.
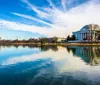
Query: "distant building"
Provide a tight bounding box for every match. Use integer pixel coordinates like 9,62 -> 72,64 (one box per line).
57,37 -> 66,43
73,24 -> 100,42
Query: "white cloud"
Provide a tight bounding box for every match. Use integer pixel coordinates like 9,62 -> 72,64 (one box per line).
0,0 -> 100,37
61,0 -> 67,11
21,0 -> 49,19
13,12 -> 52,26
0,19 -> 49,35
47,0 -> 56,9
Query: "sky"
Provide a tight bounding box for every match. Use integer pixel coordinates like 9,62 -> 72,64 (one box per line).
0,0 -> 100,40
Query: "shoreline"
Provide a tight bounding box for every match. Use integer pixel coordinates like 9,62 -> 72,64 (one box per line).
1,43 -> 100,46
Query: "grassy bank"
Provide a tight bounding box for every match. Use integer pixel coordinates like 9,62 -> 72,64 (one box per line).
1,42 -> 100,46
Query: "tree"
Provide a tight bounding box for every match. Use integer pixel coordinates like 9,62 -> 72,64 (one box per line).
66,35 -> 71,41
40,37 -> 48,44
98,35 -> 100,40
52,37 -> 58,43
71,35 -> 76,40
66,35 -> 76,41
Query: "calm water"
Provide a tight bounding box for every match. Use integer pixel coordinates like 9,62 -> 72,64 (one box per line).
0,45 -> 100,85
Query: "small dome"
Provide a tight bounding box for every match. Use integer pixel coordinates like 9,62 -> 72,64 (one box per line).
80,24 -> 100,31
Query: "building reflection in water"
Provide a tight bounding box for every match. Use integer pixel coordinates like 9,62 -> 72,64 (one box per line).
67,46 -> 100,66
1,44 -> 100,66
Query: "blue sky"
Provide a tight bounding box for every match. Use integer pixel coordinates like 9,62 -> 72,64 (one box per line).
0,0 -> 100,40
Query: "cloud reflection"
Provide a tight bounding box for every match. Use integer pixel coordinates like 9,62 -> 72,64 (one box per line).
1,46 -> 100,84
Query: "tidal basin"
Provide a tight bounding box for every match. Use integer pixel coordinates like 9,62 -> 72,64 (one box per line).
0,45 -> 100,85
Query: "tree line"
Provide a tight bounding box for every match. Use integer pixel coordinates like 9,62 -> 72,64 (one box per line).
0,35 -> 76,44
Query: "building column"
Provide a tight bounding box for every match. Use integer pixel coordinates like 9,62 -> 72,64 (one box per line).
86,33 -> 87,39
82,33 -> 84,40
83,33 -> 85,40
79,33 -> 80,40
76,33 -> 78,40
81,33 -> 83,40
85,33 -> 86,39
82,33 -> 83,40
84,33 -> 85,39
78,33 -> 79,40
81,33 -> 82,40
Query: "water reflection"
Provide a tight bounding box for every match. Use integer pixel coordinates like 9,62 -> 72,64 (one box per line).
0,45 -> 100,85
41,45 -> 58,52
67,46 -> 100,66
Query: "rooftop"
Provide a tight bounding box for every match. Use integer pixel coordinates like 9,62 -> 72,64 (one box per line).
80,24 -> 100,31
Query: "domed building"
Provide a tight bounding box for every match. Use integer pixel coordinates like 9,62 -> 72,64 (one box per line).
73,24 -> 100,42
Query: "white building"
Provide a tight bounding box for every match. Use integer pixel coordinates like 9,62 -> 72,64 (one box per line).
73,24 -> 100,42
57,37 -> 66,42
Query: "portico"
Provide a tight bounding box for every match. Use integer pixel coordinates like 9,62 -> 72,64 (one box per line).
73,24 -> 100,42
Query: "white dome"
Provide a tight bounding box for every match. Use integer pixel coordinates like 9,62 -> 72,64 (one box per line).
80,24 -> 100,31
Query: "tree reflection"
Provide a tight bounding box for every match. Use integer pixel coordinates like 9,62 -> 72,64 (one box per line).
66,47 -> 76,55
0,44 -> 59,52
40,45 -> 58,52
67,46 -> 100,66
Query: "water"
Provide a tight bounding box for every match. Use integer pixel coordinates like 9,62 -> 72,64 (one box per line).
0,45 -> 100,85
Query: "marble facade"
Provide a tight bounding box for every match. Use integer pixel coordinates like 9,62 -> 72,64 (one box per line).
73,24 -> 100,41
